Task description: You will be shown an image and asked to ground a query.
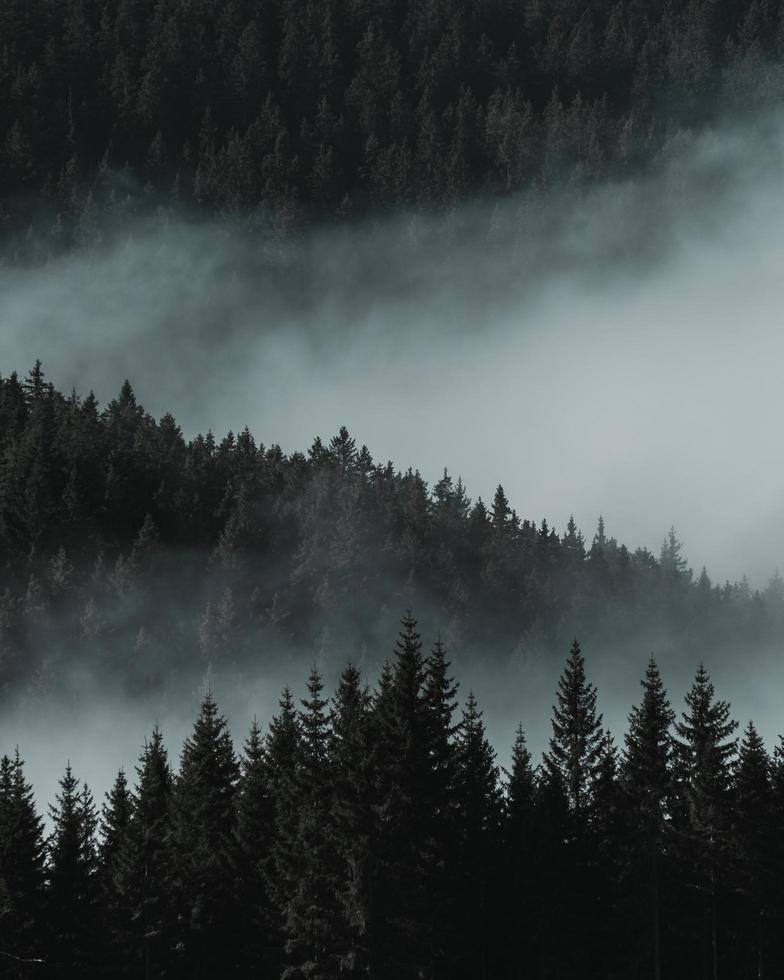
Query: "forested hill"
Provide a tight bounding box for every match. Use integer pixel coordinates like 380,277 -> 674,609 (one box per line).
0,362 -> 779,699
2,0 -> 783,253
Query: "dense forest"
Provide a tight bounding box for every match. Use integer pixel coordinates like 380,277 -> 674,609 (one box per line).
2,0 -> 784,255
1,618 -> 781,978
0,361 -> 781,701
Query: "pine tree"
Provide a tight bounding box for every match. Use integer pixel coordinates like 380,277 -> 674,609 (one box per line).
370,613 -> 440,979
543,639 -> 604,817
279,667 -> 342,979
453,692 -> 503,980
123,726 -> 176,980
0,750 -> 46,973
503,726 -> 536,980
234,719 -> 276,976
99,768 -> 133,977
621,656 -> 676,980
733,722 -> 773,978
329,663 -> 374,978
265,688 -> 302,974
173,694 -> 240,977
47,765 -> 101,978
672,664 -> 738,980
539,640 -> 608,979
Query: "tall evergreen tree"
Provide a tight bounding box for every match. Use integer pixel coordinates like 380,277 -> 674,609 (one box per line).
234,718 -> 276,977
98,768 -> 133,978
370,613 -> 440,979
621,656 -> 676,980
453,692 -> 503,980
265,688 -> 302,974
0,750 -> 46,975
279,667 -> 342,979
46,765 -> 101,979
733,721 -> 774,979
672,664 -> 738,980
173,692 -> 240,977
123,725 -> 176,980
329,663 -> 374,978
502,726 -> 536,980
543,639 -> 605,817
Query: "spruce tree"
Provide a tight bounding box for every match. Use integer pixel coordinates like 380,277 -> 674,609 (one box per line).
543,639 -> 604,818
329,663 -> 374,978
173,693 -> 240,977
733,721 -> 773,978
123,726 -> 176,980
672,664 -> 738,980
621,656 -> 675,980
98,768 -> 133,978
370,613 -> 439,979
422,636 -> 460,979
503,726 -> 536,980
279,667 -> 342,979
540,640 -> 607,978
47,765 -> 101,978
234,718 -> 276,977
453,692 -> 503,980
0,750 -> 46,974
265,688 -> 302,974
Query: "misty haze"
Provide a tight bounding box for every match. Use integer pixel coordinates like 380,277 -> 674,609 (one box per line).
3,0 -> 784,976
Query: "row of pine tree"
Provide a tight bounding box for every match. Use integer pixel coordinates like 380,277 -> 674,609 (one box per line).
1,363 -> 780,701
2,615 -> 781,978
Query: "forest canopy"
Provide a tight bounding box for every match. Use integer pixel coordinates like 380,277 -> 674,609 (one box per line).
3,0 -> 784,255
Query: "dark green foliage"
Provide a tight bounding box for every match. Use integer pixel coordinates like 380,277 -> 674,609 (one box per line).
328,663 -> 374,978
453,692 -> 503,980
0,750 -> 46,975
544,639 -> 605,817
0,0 -> 782,253
173,693 -> 241,977
503,726 -> 536,980
369,613 -> 445,977
234,719 -> 276,975
620,656 -> 676,980
671,665 -> 738,980
279,668 -> 343,979
46,764 -> 101,978
98,768 -> 133,976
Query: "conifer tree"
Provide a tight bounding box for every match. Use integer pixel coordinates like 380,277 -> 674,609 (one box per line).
329,663 -> 374,978
123,726 -> 176,980
422,636 -> 460,978
279,667 -> 342,979
543,639 -> 604,817
47,765 -> 101,978
370,613 -> 439,979
99,768 -> 133,977
539,641 -> 609,978
733,721 -> 773,978
265,688 -> 302,973
672,664 -> 738,980
234,718 -> 276,976
453,692 -> 503,980
621,656 -> 675,980
0,750 -> 46,973
173,692 -> 240,977
503,726 -> 536,980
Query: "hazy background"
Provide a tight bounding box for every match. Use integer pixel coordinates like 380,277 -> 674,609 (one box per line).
2,106 -> 784,811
